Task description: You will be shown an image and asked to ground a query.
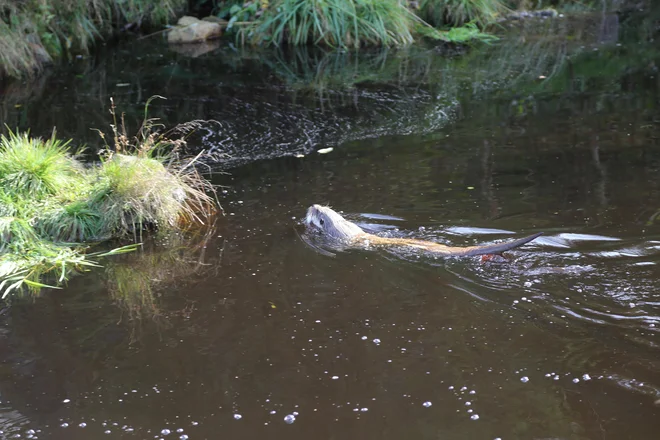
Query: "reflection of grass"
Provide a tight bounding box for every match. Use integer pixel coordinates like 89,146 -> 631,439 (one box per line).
105,225 -> 218,321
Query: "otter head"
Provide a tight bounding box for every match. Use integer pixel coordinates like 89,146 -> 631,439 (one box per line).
304,205 -> 364,241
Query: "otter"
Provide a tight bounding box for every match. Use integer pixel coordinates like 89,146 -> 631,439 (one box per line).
304,204 -> 543,257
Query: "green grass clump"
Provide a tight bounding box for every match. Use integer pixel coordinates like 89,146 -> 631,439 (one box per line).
0,129 -> 85,201
248,0 -> 427,48
0,98 -> 218,297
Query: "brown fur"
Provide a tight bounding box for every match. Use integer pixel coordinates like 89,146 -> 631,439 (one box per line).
305,204 -> 542,256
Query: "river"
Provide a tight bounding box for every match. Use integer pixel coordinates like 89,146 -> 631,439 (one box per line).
0,10 -> 659,440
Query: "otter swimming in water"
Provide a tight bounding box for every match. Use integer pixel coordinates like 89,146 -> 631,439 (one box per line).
304,204 -> 543,257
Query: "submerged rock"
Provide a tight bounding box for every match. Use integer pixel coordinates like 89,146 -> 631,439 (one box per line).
168,16 -> 223,44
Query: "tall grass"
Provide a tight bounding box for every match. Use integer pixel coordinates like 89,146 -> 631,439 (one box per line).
0,0 -> 185,78
0,97 -> 219,297
249,0 -> 426,48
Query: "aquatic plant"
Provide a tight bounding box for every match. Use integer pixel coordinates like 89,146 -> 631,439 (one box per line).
91,96 -> 217,239
0,0 -> 185,78
0,98 -> 219,297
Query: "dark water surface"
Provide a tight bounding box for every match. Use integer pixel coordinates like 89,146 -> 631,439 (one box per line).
2,13 -> 660,440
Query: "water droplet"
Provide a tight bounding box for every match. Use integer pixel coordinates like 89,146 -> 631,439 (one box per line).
422,401 -> 432,407
360,408 -> 368,412
191,422 -> 199,426
60,423 -> 69,428
78,423 -> 86,428
104,430 -> 111,434
331,376 -> 339,380
373,339 -> 381,345
573,378 -> 580,383
361,336 -> 367,340
470,414 -> 480,420
233,414 -> 242,420
582,374 -> 591,381
180,436 -> 189,440
176,429 -> 184,433
284,414 -> 296,424
161,429 -> 171,435
62,399 -> 70,403
520,376 -> 529,383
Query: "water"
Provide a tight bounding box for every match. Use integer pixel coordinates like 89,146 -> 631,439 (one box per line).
1,11 -> 660,440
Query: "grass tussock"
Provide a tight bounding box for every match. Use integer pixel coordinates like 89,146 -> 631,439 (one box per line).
247,0 -> 426,48
0,97 -> 219,297
0,0 -> 185,78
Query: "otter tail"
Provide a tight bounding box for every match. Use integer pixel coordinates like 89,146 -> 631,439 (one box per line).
457,232 -> 544,257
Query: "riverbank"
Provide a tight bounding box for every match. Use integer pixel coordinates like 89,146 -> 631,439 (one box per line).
0,0 -> 185,78
1,0 -> 607,79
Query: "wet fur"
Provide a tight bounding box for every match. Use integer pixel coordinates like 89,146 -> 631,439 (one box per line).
304,204 -> 542,256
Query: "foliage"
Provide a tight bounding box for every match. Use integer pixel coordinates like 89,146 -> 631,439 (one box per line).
0,0 -> 185,78
0,97 -> 219,297
246,0 -> 430,48
417,0 -> 509,27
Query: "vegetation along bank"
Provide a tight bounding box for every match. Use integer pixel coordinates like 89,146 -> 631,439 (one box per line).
0,0 -> 605,78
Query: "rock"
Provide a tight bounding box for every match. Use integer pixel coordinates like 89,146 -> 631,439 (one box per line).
177,16 -> 200,26
202,16 -> 228,26
168,17 -> 223,44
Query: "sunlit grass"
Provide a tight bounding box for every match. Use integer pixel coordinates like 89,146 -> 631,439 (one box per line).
0,97 -> 219,297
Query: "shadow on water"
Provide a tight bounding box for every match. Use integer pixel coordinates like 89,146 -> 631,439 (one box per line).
1,5 -> 660,440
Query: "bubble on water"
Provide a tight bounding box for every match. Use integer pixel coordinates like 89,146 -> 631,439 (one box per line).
469,390 -> 476,395
161,429 -> 171,435
520,376 -> 529,383
360,408 -> 368,412
62,399 -> 70,403
191,422 -> 199,426
270,410 -> 276,415
373,339 -> 381,345
78,423 -> 86,428
331,376 -> 339,380
233,414 -> 242,420
284,414 -> 296,424
573,378 -> 580,383
176,429 -> 184,433
180,436 -> 189,440
582,374 -> 591,381
104,430 -> 111,434
60,423 -> 69,428
293,412 -> 299,416
470,414 -> 480,420
422,401 -> 432,407
448,386 -> 454,390
465,402 -> 471,406
361,336 -> 367,340
25,431 -> 35,436
524,281 -> 532,287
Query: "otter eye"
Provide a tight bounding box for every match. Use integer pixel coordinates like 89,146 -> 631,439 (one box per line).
319,218 -> 324,226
